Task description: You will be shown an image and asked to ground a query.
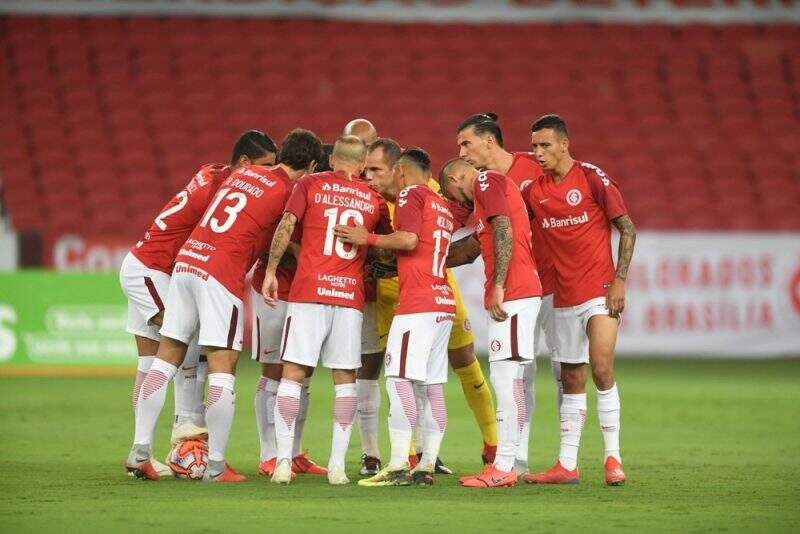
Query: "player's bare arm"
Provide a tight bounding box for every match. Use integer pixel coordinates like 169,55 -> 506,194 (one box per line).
333,223 -> 418,251
262,212 -> 298,307
607,214 -> 637,317
489,215 -> 512,322
445,235 -> 481,267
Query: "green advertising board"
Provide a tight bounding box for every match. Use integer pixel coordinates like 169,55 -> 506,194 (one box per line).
0,271 -> 137,367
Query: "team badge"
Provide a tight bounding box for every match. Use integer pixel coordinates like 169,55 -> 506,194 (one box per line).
385,352 -> 392,366
463,319 -> 472,332
490,338 -> 502,352
566,188 -> 582,206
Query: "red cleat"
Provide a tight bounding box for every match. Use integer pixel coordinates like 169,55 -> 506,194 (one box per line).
459,464 -> 517,488
258,457 -> 277,477
521,461 -> 579,485
481,443 -> 497,465
604,457 -> 626,486
292,452 -> 328,475
408,454 -> 419,469
205,464 -> 247,483
131,459 -> 161,481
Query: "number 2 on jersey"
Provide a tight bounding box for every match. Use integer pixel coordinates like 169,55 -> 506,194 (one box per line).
154,191 -> 189,231
432,229 -> 452,278
199,187 -> 248,233
323,207 -> 364,260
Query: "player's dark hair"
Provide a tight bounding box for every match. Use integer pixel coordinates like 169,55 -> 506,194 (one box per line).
457,112 -> 504,147
230,130 -> 278,166
314,143 -> 334,172
277,128 -> 323,171
530,114 -> 569,138
399,147 -> 431,174
367,138 -> 402,167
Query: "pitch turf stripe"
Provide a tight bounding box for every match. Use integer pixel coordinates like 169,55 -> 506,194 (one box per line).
399,331 -> 410,379
334,396 -> 358,429
280,316 -> 292,359
143,277 -> 165,313
510,314 -> 519,359
395,379 -> 417,427
227,305 -> 239,349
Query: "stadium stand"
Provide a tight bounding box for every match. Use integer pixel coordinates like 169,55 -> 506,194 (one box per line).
0,16 -> 798,238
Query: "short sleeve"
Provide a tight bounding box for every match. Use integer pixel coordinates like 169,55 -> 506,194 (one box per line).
394,186 -> 425,235
476,171 -> 510,220
519,180 -> 535,217
585,166 -> 627,221
284,176 -> 311,221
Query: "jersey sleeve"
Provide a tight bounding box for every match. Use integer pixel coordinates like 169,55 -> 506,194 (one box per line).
586,168 -> 628,221
374,197 -> 393,235
519,180 -> 535,218
394,187 -> 425,236
477,171 -> 510,220
284,176 -> 311,222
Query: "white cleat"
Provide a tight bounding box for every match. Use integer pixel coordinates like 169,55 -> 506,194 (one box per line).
151,458 -> 174,478
327,466 -> 350,485
271,458 -> 293,484
170,422 -> 209,446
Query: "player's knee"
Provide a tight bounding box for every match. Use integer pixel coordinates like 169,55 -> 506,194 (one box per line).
447,343 -> 476,369
261,363 -> 283,381
358,353 -> 382,380
560,364 -> 585,392
281,362 -> 307,382
590,363 -> 614,390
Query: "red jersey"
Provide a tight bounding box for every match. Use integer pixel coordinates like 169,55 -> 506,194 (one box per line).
472,170 -> 542,308
132,164 -> 230,274
250,220 -> 302,300
357,173 -> 378,302
285,171 -> 391,311
393,185 -> 457,315
504,152 -> 555,296
524,161 -> 627,308
176,165 -> 293,299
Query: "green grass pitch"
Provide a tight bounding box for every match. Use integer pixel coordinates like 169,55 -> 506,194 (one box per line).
1,358 -> 798,533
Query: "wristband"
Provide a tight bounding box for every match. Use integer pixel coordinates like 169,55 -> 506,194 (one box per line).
366,233 -> 379,246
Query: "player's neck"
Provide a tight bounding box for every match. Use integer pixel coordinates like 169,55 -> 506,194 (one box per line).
333,167 -> 359,180
275,164 -> 307,182
549,156 -> 575,183
489,149 -> 514,175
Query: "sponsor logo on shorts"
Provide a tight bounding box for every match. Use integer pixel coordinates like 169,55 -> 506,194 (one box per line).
435,314 -> 455,323
565,188 -> 582,206
490,338 -> 502,352
384,352 -> 392,366
174,263 -> 209,280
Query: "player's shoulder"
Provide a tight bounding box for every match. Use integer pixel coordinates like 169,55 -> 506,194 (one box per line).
189,163 -> 230,189
577,160 -> 614,185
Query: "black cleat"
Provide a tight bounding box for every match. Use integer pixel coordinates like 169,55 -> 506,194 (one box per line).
411,469 -> 434,485
415,453 -> 452,475
360,454 -> 382,476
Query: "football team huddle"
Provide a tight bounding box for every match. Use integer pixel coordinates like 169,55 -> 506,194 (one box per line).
121,112 -> 637,488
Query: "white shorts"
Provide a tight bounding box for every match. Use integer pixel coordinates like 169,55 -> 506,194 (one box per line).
487,297 -> 541,362
361,301 -> 382,354
552,296 -> 612,364
159,263 -> 244,351
119,252 -> 170,342
281,302 -> 362,370
534,294 -> 556,357
384,312 -> 454,385
250,287 -> 287,364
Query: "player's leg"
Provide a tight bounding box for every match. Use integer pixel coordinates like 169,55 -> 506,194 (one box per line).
524,301 -> 587,485
358,297 -> 387,474
536,294 -> 563,410
132,335 -> 158,416
171,336 -> 208,444
448,274 -> 497,464
290,371 -> 327,475
586,310 -> 626,485
256,362 -> 281,474
272,302 -> 327,484
203,347 -> 246,482
461,298 -> 538,488
515,358 -> 536,474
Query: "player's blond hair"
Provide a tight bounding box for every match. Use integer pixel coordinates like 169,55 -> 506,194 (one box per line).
332,135 -> 368,165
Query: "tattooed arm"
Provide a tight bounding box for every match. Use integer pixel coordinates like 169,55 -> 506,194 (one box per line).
445,235 -> 481,267
262,212 -> 297,307
488,215 -> 512,321
606,214 -> 637,317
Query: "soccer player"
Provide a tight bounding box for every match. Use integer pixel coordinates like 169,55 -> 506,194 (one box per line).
343,118 -> 378,145
455,112 -> 562,473
333,147 -> 455,486
439,159 -> 542,488
120,130 -> 277,475
127,129 -> 321,482
521,114 -> 635,486
262,135 -> 391,485
362,138 -> 498,473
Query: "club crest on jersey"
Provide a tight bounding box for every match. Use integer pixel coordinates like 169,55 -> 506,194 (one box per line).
566,188 -> 582,206
490,338 -> 502,352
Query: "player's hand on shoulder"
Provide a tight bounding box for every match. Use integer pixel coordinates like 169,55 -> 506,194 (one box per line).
606,277 -> 625,318
488,284 -> 508,322
333,223 -> 368,245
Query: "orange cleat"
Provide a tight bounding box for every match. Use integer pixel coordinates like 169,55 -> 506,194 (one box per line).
408,454 -> 419,469
205,464 -> 247,483
481,443 -> 497,465
130,459 -> 161,481
604,457 -> 626,486
258,457 -> 277,477
521,461 -> 579,485
459,464 -> 517,488
292,452 -> 328,475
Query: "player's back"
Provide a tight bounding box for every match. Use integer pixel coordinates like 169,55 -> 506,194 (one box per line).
132,164 -> 230,274
177,164 -> 293,298
287,171 -> 388,311
394,185 -> 456,315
